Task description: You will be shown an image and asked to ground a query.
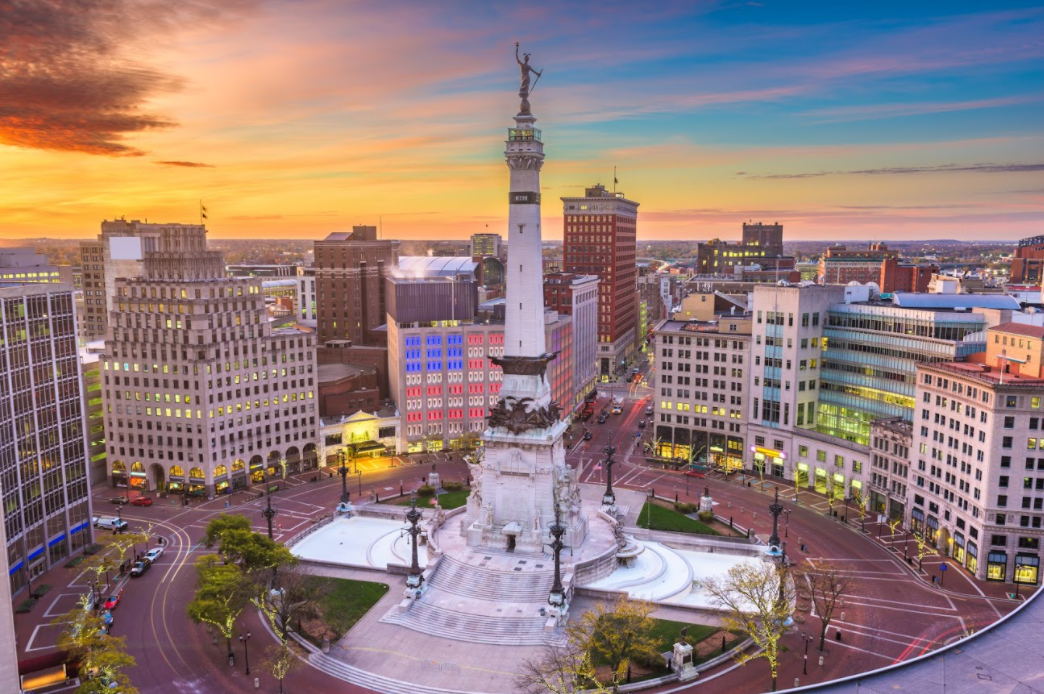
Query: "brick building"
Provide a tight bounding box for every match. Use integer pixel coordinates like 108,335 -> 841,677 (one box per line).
1010,235 -> 1044,286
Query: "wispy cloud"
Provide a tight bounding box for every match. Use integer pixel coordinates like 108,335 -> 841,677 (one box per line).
155,160 -> 214,168
0,0 -> 257,156
803,96 -> 1044,122
741,163 -> 1044,180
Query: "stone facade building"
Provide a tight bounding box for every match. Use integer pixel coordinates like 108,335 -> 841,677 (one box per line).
101,226 -> 318,497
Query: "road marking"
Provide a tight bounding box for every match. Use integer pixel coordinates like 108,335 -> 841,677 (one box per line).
25,624 -> 60,653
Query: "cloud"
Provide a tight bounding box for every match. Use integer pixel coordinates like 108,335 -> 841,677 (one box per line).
0,0 -> 256,156
802,95 -> 1044,122
154,160 -> 214,168
228,215 -> 282,220
740,163 -> 1044,180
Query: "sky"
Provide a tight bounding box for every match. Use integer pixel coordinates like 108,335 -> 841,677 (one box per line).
1,0 -> 1042,242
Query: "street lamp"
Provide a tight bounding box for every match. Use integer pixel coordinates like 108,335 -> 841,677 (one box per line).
783,508 -> 791,538
646,487 -> 654,527
842,496 -> 850,524
768,487 -> 784,549
262,467 -> 277,541
801,632 -> 813,675
404,495 -> 424,594
546,515 -> 567,613
338,449 -> 350,505
602,445 -> 618,508
903,530 -> 910,561
239,632 -> 251,675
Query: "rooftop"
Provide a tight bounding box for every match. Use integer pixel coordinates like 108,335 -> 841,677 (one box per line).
922,360 -> 1044,387
397,256 -> 478,277
317,363 -> 373,383
992,322 -> 1044,339
892,292 -> 1021,310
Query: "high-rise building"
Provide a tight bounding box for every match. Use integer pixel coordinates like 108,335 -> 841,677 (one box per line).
1,284 -> 93,595
1010,235 -> 1044,286
562,183 -> 639,381
470,233 -> 502,259
543,272 -> 599,408
81,341 -> 108,485
695,238 -> 796,278
912,323 -> 1044,584
295,266 -> 317,327
0,247 -> 62,285
652,316 -> 751,471
314,226 -> 398,346
818,243 -> 897,285
101,225 -> 318,497
742,222 -> 784,256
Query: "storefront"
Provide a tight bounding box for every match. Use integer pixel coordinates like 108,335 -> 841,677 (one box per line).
814,467 -> 828,494
1015,554 -> 1040,585
215,474 -> 230,494
953,531 -> 966,566
870,490 -> 888,515
168,475 -> 185,494
966,541 -> 978,575
911,507 -> 925,534
795,463 -> 809,489
111,461 -> 128,488
926,515 -> 939,544
832,473 -> 846,500
986,551 -> 1007,581
750,446 -> 786,479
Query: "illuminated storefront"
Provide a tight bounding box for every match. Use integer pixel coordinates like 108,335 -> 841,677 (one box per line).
111,461 -> 128,488
987,551 -> 1007,581
1015,554 -> 1040,586
750,446 -> 785,479
966,541 -> 978,575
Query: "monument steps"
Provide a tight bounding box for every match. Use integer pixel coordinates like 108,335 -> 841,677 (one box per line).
308,651 -> 483,694
382,600 -> 550,646
428,554 -> 555,602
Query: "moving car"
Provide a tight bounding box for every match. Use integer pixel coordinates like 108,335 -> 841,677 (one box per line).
597,414 -> 607,424
93,517 -> 128,532
103,589 -> 123,610
108,496 -> 129,505
144,547 -> 164,562
611,404 -> 622,414
130,496 -> 153,507
638,420 -> 646,428
645,406 -> 653,416
130,559 -> 151,577
583,431 -> 592,441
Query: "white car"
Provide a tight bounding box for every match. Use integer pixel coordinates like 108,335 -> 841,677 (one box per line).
144,547 -> 164,562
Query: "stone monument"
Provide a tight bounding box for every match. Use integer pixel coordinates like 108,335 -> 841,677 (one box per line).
699,486 -> 713,515
463,45 -> 587,553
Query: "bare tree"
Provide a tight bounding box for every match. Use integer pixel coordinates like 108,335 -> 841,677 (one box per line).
799,561 -> 855,652
252,562 -> 328,643
702,561 -> 795,692
517,638 -> 611,694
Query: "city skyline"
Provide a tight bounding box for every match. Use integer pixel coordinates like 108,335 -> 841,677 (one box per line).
2,1 -> 1043,242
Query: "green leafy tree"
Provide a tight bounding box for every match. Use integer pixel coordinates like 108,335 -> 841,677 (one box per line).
186,555 -> 254,660
567,597 -> 659,687
203,515 -> 295,573
202,514 -> 252,549
56,595 -> 139,694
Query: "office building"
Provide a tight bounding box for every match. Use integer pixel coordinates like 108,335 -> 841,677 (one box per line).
742,222 -> 784,256
295,266 -> 317,327
880,259 -> 937,294
868,417 -> 913,521
81,341 -> 108,486
695,238 -> 796,278
544,272 -> 599,408
562,183 -> 639,381
314,226 -> 398,346
652,316 -> 751,471
1,284 -> 93,595
470,233 -> 502,259
101,225 -> 318,496
0,248 -> 63,285
818,243 -> 897,285
1010,234 -> 1044,286
912,323 -> 1044,585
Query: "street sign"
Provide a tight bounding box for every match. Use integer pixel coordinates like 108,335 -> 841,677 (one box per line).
939,564 -> 948,571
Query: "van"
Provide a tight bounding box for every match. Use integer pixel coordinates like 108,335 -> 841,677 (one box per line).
93,517 -> 128,532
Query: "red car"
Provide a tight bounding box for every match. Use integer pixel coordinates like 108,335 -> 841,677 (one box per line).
103,589 -> 123,610
684,469 -> 706,478
130,496 -> 153,507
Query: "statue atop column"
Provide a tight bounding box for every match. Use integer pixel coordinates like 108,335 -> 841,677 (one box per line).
515,42 -> 543,114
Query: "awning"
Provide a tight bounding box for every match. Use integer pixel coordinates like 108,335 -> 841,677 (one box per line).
355,441 -> 386,452
503,521 -> 523,534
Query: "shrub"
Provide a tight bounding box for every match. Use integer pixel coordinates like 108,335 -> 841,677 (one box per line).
32,584 -> 52,598
697,510 -> 715,524
65,556 -> 85,568
442,481 -> 463,492
415,484 -> 436,498
673,502 -> 698,514
16,598 -> 36,614
84,544 -> 102,555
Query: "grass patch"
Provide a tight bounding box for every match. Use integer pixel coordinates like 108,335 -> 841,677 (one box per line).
83,544 -> 103,555
636,502 -> 720,536
383,489 -> 470,510
304,576 -> 388,640
16,598 -> 37,614
589,618 -> 722,684
32,584 -> 52,598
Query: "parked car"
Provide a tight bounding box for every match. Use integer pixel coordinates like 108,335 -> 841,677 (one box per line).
108,496 -> 129,505
638,420 -> 646,428
597,415 -> 607,424
130,496 -> 153,507
103,589 -> 123,610
130,559 -> 151,577
583,431 -> 593,441
144,547 -> 164,562
684,469 -> 706,478
93,517 -> 128,532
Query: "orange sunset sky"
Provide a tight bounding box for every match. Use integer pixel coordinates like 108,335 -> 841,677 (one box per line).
1,1 -> 1042,242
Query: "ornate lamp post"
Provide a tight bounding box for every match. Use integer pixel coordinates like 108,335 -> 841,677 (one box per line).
801,632 -> 813,675
262,468 -> 277,540
547,518 -> 567,614
602,445 -> 618,508
404,494 -> 424,595
238,632 -> 251,675
338,449 -> 351,505
768,486 -> 784,549
776,541 -> 788,606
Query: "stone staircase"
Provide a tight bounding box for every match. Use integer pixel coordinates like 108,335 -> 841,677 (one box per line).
381,600 -> 550,646
308,649 -> 487,694
428,554 -> 555,602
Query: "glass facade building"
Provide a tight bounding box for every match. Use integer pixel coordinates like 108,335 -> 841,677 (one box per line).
0,285 -> 92,596
817,305 -> 986,444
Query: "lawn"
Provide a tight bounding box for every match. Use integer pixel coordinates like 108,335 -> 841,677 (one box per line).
589,618 -> 722,683
303,576 -> 388,639
635,502 -> 720,536
384,488 -> 470,510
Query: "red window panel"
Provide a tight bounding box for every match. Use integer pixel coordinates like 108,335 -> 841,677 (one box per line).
491,383 -> 502,394
469,384 -> 484,394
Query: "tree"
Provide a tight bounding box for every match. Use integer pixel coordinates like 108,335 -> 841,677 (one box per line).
701,561 -> 795,692
56,595 -> 139,694
264,640 -> 297,694
799,561 -> 855,652
517,639 -> 610,694
567,597 -> 659,688
252,562 -> 326,643
202,514 -> 252,550
888,516 -> 902,542
458,431 -> 481,455
82,552 -> 117,599
186,555 -> 254,661
108,532 -> 146,571
914,531 -> 931,570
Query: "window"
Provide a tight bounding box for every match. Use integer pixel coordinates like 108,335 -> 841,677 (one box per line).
998,495 -> 1008,507
1004,416 -> 1016,429
1003,437 -> 1013,449
991,534 -> 1007,546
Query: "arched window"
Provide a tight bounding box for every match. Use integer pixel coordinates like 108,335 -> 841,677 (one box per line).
232,460 -> 246,471
112,461 -> 126,473
189,467 -> 204,479
214,465 -> 228,477
130,462 -> 145,472
169,465 -> 185,477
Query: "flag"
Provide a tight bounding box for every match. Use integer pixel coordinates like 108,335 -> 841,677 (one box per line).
594,463 -> 602,471
200,202 -> 208,220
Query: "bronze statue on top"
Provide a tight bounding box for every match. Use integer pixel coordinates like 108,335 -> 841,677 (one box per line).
515,42 -> 542,114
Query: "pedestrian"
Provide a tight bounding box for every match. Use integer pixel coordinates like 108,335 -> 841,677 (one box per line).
835,629 -> 842,642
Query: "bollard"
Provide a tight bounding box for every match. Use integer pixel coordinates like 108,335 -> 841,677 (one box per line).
840,597 -> 845,608
819,655 -> 824,666
254,677 -> 260,689
729,516 -> 733,528
840,611 -> 845,622
794,678 -> 800,688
